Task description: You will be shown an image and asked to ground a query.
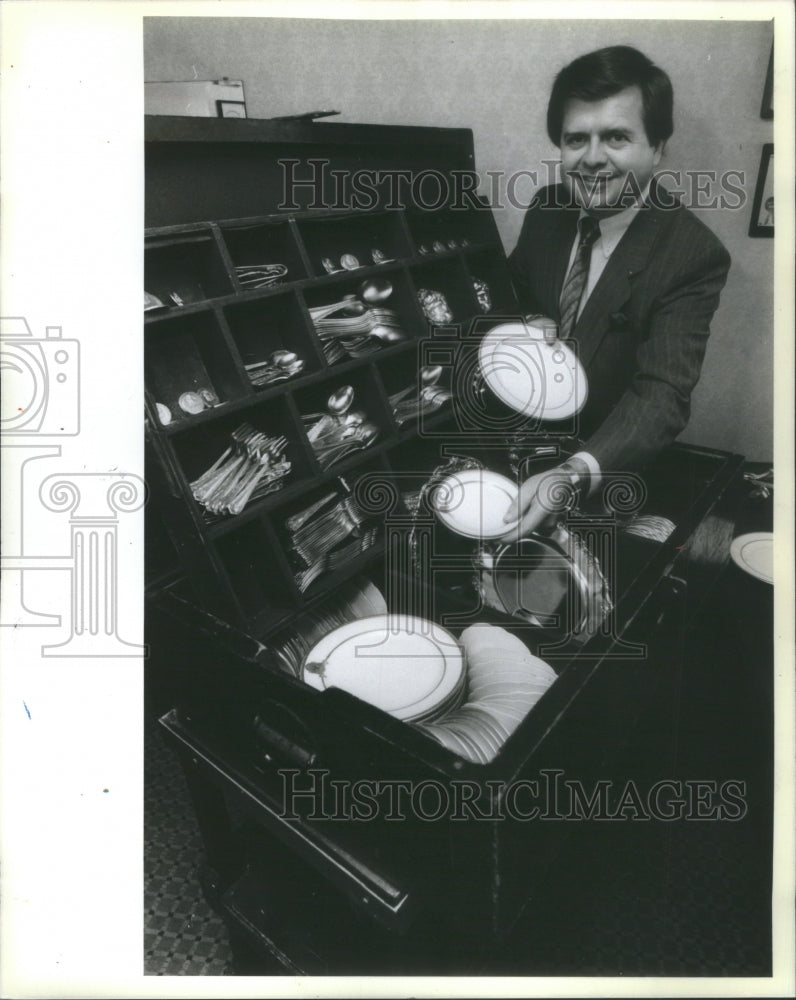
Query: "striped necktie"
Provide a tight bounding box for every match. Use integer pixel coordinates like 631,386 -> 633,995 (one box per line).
558,215 -> 600,340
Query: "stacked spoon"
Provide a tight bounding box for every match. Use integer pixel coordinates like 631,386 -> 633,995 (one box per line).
301,386 -> 381,471
309,279 -> 407,362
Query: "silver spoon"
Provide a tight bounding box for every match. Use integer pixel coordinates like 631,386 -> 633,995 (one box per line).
328,385 -> 354,420
359,277 -> 393,304
306,386 -> 355,444
271,349 -> 298,368
389,365 -> 443,405
309,295 -> 366,322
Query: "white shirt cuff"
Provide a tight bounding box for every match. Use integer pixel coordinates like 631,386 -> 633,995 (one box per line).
570,450 -> 602,495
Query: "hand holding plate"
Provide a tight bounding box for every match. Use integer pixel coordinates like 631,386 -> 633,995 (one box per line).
498,466 -> 574,542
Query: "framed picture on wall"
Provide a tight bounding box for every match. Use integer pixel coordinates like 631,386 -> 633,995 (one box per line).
760,43 -> 773,119
749,144 -> 774,237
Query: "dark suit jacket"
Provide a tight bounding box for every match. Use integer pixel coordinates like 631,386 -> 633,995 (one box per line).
508,181 -> 731,472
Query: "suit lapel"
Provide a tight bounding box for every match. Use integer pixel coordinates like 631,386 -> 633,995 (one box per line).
548,211 -> 580,309
575,206 -> 662,367
534,195 -> 579,314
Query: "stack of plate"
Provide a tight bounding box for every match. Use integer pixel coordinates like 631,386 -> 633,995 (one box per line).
417,624 -> 557,765
269,577 -> 387,676
302,615 -> 466,723
620,514 -> 676,544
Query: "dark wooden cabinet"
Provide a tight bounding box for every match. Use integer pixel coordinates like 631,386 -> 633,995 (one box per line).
145,116 -> 514,632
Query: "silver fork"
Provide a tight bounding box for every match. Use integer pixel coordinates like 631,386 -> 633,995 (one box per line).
190,423 -> 256,492
207,433 -> 282,514
199,432 -> 268,510
225,436 -> 288,516
192,427 -> 264,504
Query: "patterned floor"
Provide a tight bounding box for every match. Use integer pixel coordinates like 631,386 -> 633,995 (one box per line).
144,555 -> 774,977
144,719 -> 235,976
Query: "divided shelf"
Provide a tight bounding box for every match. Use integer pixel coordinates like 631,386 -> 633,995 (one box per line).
145,205 -> 518,633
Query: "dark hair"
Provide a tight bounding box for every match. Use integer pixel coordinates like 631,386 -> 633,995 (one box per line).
546,46 -> 674,148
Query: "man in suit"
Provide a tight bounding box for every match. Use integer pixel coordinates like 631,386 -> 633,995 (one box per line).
501,45 -> 731,539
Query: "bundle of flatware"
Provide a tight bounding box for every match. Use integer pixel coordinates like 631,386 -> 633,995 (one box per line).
244,349 -> 305,388
285,489 -> 378,592
189,422 -> 291,518
301,385 -> 381,471
309,286 -> 407,362
235,262 -> 288,290
387,363 -> 453,427
294,529 -> 379,592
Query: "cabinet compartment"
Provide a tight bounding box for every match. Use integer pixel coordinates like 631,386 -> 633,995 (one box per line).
214,519 -> 297,618
144,232 -> 233,307
145,311 -> 246,427
219,218 -> 308,286
410,258 -> 480,325
405,206 -> 495,255
223,291 -> 323,387
294,368 -> 394,469
379,350 -> 454,430
463,248 -> 519,314
170,397 -> 310,511
297,212 -> 411,276
303,267 -> 424,364
269,458 -> 389,597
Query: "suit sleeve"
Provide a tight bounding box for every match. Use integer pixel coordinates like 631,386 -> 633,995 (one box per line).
583,235 -> 731,472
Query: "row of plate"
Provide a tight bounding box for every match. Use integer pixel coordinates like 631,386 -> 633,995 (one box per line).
416,624 -> 557,764
301,616 -> 557,759
302,614 -> 467,724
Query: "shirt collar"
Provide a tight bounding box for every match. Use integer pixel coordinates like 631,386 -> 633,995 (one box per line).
579,181 -> 652,259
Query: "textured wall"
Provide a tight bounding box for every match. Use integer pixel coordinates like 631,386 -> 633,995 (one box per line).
144,17 -> 774,461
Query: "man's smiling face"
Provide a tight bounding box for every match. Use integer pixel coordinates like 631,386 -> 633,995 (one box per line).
559,85 -> 663,215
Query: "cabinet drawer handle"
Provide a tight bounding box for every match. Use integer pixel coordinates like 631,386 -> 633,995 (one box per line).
253,715 -> 318,769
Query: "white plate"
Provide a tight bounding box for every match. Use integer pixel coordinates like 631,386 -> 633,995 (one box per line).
730,532 -> 774,585
302,615 -> 464,720
478,321 -> 588,420
431,468 -> 519,539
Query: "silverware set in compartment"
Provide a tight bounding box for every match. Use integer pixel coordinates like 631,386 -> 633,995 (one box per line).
388,364 -> 453,427
320,248 -> 394,274
285,488 -> 379,592
417,238 -> 470,254
309,279 -> 407,362
235,262 -> 288,290
302,385 -> 381,471
189,422 -> 291,518
244,349 -> 305,388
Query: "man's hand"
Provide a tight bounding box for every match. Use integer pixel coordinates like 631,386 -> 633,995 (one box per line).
497,465 -> 579,542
